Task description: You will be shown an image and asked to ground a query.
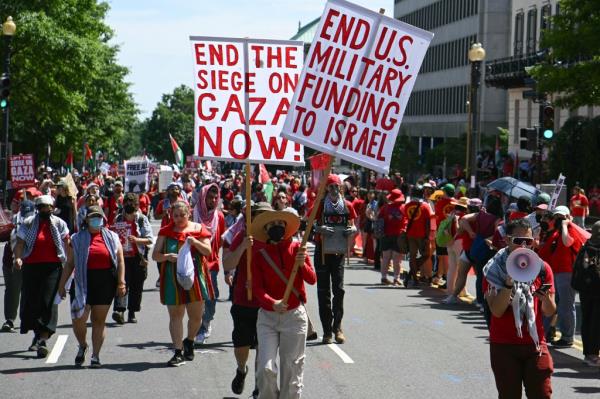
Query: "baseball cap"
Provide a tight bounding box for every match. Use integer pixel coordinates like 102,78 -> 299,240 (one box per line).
86,205 -> 105,218
20,200 -> 35,217
35,195 -> 54,207
552,205 -> 570,217
535,192 -> 551,206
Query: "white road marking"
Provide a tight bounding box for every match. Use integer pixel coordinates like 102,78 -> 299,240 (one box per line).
327,343 -> 354,364
46,334 -> 68,364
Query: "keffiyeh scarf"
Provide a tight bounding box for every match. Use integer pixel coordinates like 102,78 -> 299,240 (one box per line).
193,183 -> 220,238
483,248 -> 540,351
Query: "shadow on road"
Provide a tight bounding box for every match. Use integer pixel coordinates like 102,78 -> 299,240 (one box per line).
0,361 -> 168,374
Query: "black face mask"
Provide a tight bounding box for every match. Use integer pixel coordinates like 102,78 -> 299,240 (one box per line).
124,204 -> 136,214
38,211 -> 51,219
267,225 -> 286,243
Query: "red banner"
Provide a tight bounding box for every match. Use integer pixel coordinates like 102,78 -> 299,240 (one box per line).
9,154 -> 35,189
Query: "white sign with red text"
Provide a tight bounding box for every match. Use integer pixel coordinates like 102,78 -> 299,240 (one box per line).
281,0 -> 433,173
191,36 -> 304,165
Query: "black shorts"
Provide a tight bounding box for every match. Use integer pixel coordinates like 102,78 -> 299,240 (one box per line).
380,235 -> 401,252
436,246 -> 448,256
230,304 -> 259,348
86,268 -> 116,306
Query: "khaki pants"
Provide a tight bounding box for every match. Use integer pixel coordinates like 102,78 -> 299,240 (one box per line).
257,306 -> 308,399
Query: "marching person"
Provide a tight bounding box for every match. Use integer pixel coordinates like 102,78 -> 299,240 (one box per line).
378,189 -> 405,286
54,179 -> 77,234
483,218 -> 556,398
1,200 -> 35,333
58,205 -> 126,367
193,183 -> 225,344
152,201 -> 213,367
111,193 -> 154,324
154,182 -> 186,228
222,201 -> 272,398
13,195 -> 70,358
251,208 -> 316,399
104,180 -> 124,225
313,174 -> 357,344
569,186 -> 589,228
77,193 -> 100,231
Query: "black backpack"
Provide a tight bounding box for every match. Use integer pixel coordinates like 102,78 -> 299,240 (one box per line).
571,244 -> 600,296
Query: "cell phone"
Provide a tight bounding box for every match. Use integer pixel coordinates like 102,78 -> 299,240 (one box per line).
538,283 -> 552,293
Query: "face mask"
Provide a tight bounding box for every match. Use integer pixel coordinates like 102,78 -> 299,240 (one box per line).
124,204 -> 136,214
88,217 -> 104,229
267,225 -> 286,243
540,221 -> 549,231
38,211 -> 51,219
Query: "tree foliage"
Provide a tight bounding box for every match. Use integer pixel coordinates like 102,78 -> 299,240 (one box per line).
531,0 -> 600,108
0,1 -> 137,164
140,85 -> 194,163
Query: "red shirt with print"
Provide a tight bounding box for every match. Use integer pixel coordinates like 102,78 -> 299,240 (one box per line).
25,219 -> 62,264
401,201 -> 432,239
434,197 -> 453,227
484,263 -> 554,345
379,202 -> 404,236
570,194 -> 589,217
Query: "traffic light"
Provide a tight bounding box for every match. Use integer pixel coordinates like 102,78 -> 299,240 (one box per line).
542,105 -> 554,139
520,128 -> 537,151
0,73 -> 9,110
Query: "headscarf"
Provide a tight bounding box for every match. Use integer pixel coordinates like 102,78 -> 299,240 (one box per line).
193,183 -> 220,238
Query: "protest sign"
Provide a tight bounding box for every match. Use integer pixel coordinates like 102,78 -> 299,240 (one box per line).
9,154 -> 35,189
190,36 -> 304,165
159,169 -> 175,192
549,173 -> 566,211
63,173 -> 79,198
113,221 -> 134,257
281,0 -> 433,173
124,159 -> 149,193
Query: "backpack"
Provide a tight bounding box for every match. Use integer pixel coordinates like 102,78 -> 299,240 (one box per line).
435,217 -> 453,248
571,244 -> 600,295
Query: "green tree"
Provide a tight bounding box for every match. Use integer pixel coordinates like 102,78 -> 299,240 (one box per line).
140,85 -> 194,163
531,0 -> 600,108
0,1 -> 137,165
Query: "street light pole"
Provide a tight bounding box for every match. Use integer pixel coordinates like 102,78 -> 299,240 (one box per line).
468,43 -> 485,192
1,16 -> 16,208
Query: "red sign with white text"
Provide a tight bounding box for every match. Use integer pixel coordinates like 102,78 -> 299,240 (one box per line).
281,0 -> 433,173
190,36 -> 304,165
9,154 -> 35,189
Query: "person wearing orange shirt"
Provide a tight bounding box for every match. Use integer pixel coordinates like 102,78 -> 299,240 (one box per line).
569,186 -> 589,228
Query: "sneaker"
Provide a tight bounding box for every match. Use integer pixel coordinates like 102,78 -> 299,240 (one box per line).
90,354 -> 102,368
231,365 -> 248,395
37,340 -> 49,359
381,278 -> 392,285
432,276 -> 441,286
334,330 -> 346,344
552,338 -> 573,348
584,355 -> 600,367
28,336 -> 39,352
195,330 -> 207,345
182,338 -> 195,361
442,295 -> 459,305
75,345 -> 88,366
127,311 -> 138,324
393,279 -> 404,287
306,330 -> 318,341
1,320 -> 15,332
204,324 -> 212,338
545,326 -> 557,343
112,311 -> 125,325
322,333 -> 333,345
167,351 -> 186,367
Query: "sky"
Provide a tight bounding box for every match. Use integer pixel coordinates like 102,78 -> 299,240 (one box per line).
105,0 -> 391,119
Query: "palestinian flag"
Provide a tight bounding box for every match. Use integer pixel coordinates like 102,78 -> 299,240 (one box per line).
169,134 -> 184,169
65,149 -> 74,172
84,143 -> 94,171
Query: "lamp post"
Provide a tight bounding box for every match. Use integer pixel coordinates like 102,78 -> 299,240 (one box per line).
468,42 -> 485,191
1,16 -> 16,208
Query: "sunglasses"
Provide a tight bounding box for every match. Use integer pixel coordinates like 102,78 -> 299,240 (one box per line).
509,236 -> 534,246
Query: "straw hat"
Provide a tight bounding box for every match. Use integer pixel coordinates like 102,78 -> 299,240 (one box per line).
250,208 -> 300,243
455,197 -> 469,210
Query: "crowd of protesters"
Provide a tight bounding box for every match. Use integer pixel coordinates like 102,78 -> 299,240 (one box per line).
1,162 -> 599,399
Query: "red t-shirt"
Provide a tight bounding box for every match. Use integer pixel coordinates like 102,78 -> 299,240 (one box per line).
538,225 -> 583,274
106,195 -> 123,225
138,193 -> 150,215
570,194 -> 589,217
251,240 -> 316,311
485,263 -> 554,345
434,197 -> 453,228
203,212 -> 226,272
87,232 -> 112,270
379,203 -> 404,236
227,230 -> 260,308
156,199 -> 173,228
25,219 -> 62,264
401,201 -> 431,239
352,198 -> 366,229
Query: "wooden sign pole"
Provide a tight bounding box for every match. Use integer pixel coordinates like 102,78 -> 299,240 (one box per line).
282,155 -> 334,305
245,161 -> 253,301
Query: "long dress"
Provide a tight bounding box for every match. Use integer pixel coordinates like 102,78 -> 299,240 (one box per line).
158,223 -> 215,305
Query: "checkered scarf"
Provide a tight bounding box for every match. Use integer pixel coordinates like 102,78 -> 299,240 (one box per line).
22,215 -> 66,263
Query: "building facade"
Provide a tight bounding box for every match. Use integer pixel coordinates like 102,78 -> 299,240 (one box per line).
394,0 -> 511,157
485,0 -> 600,157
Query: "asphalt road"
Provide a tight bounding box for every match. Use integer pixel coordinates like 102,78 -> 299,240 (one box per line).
1,220 -> 599,398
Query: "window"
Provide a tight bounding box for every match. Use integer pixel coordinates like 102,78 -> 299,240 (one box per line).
540,4 -> 552,43
526,8 -> 537,54
397,0 -> 479,31
405,85 -> 470,116
514,12 -> 524,55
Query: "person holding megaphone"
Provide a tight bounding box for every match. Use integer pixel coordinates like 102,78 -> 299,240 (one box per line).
483,218 -> 557,399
